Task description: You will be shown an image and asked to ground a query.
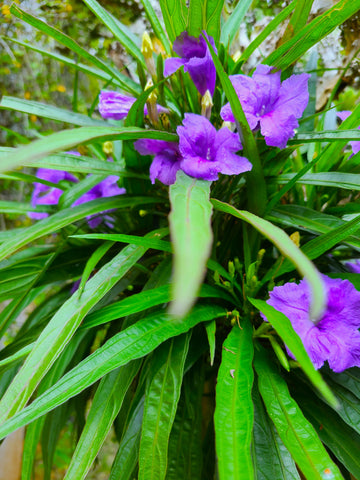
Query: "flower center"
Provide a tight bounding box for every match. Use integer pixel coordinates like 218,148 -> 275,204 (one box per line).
206,146 -> 213,161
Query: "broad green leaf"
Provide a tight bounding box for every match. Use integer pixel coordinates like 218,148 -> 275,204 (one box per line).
9,4 -> 139,94
249,299 -> 336,408
212,199 -> 326,320
0,196 -> 158,262
274,172 -> 360,191
64,361 -> 141,480
266,0 -> 360,70
188,0 -> 203,38
205,320 -> 216,366
109,396 -> 144,480
83,0 -> 145,67
290,130 -> 360,143
73,233 -> 172,253
0,344 -> 33,369
139,334 -> 190,480
214,321 -> 254,480
0,304 -> 225,439
169,171 -> 213,317
5,37 -> 140,93
159,0 -> 187,43
0,96 -> 107,127
325,368 -> 360,401
188,0 -> 224,43
252,382 -> 300,480
0,125 -> 176,172
0,232 -> 162,423
239,1 -> 296,62
0,201 -> 34,215
42,403 -> 69,480
141,0 -> 171,54
293,382 -> 360,479
166,359 -> 204,480
221,0 -> 252,46
77,241 -> 114,295
254,348 -> 343,480
281,0 -> 314,44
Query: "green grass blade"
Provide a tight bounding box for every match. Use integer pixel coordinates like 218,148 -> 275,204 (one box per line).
169,171 -> 213,317
82,0 -> 145,66
139,334 -> 190,480
0,96 -> 107,127
221,0 -> 252,47
266,0 -> 360,70
249,299 -> 336,407
64,361 -> 141,480
281,0 -> 314,43
274,172 -> 360,191
212,199 -> 326,321
159,0 -> 187,43
254,348 -> 343,480
0,126 -> 176,172
0,304 -> 225,439
214,321 -> 254,480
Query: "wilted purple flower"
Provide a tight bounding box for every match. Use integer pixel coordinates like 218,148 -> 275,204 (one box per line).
134,138 -> 182,185
264,276 -> 360,372
345,259 -> 360,273
177,113 -> 252,181
73,175 -> 126,228
221,65 -> 310,149
98,91 -> 166,120
337,110 -> 360,156
29,168 -> 78,219
164,31 -> 217,96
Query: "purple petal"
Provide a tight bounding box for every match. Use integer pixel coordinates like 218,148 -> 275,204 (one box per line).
98,91 -> 136,120
337,110 -> 352,122
134,139 -> 178,156
260,111 -> 299,148
149,153 -> 182,185
346,260 -> 360,273
274,73 -> 310,119
163,57 -> 187,77
173,31 -> 207,59
178,113 -> 217,159
185,52 -> 216,96
252,65 -> 281,110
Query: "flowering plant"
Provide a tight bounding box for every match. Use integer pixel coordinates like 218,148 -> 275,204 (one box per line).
1,1 -> 360,479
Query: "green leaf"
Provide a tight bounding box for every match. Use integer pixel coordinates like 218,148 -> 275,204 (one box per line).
0,304 -> 225,439
169,171 -> 213,317
325,368 -> 360,401
252,382 -> 300,480
159,0 -> 187,43
166,359 -> 204,480
0,201 -> 34,215
239,1 -> 295,62
254,347 -> 343,480
0,126 -> 176,172
280,0 -> 314,44
274,172 -> 360,191
9,4 -> 139,94
139,334 -> 190,480
249,298 -> 336,408
72,233 -> 172,253
221,0 -> 252,47
266,0 -> 360,70
64,361 -> 141,480
290,130 -> 360,143
5,37 -> 140,93
0,233 -> 161,423
77,241 -> 114,296
0,96 -> 107,127
214,321 -> 254,480
0,196 -> 158,262
205,320 -> 216,366
141,0 -> 171,54
82,0 -> 145,67
212,199 -> 326,321
204,0 -> 225,45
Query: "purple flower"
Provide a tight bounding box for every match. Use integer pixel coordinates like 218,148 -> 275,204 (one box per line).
337,110 -> 360,156
345,260 -> 360,273
134,139 -> 182,185
98,91 -> 166,120
221,65 -> 310,149
177,113 -> 252,181
72,175 -> 126,228
164,31 -> 217,96
28,167 -> 78,219
264,276 -> 360,372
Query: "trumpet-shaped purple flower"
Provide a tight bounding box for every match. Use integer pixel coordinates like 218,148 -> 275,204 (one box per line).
164,31 -> 217,96
134,139 -> 182,185
28,168 -> 78,220
264,276 -> 360,372
177,114 -> 252,181
98,91 -> 166,120
337,110 -> 360,156
221,65 -> 310,149
73,175 -> 125,228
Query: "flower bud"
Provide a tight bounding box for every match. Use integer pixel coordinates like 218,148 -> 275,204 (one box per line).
201,89 -> 213,120
141,32 -> 156,78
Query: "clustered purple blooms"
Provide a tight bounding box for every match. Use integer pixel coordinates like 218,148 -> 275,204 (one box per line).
134,113 -> 252,184
164,31 -> 217,96
264,275 -> 360,372
98,91 -> 167,120
337,110 -> 360,156
221,65 -> 310,149
29,154 -> 125,228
